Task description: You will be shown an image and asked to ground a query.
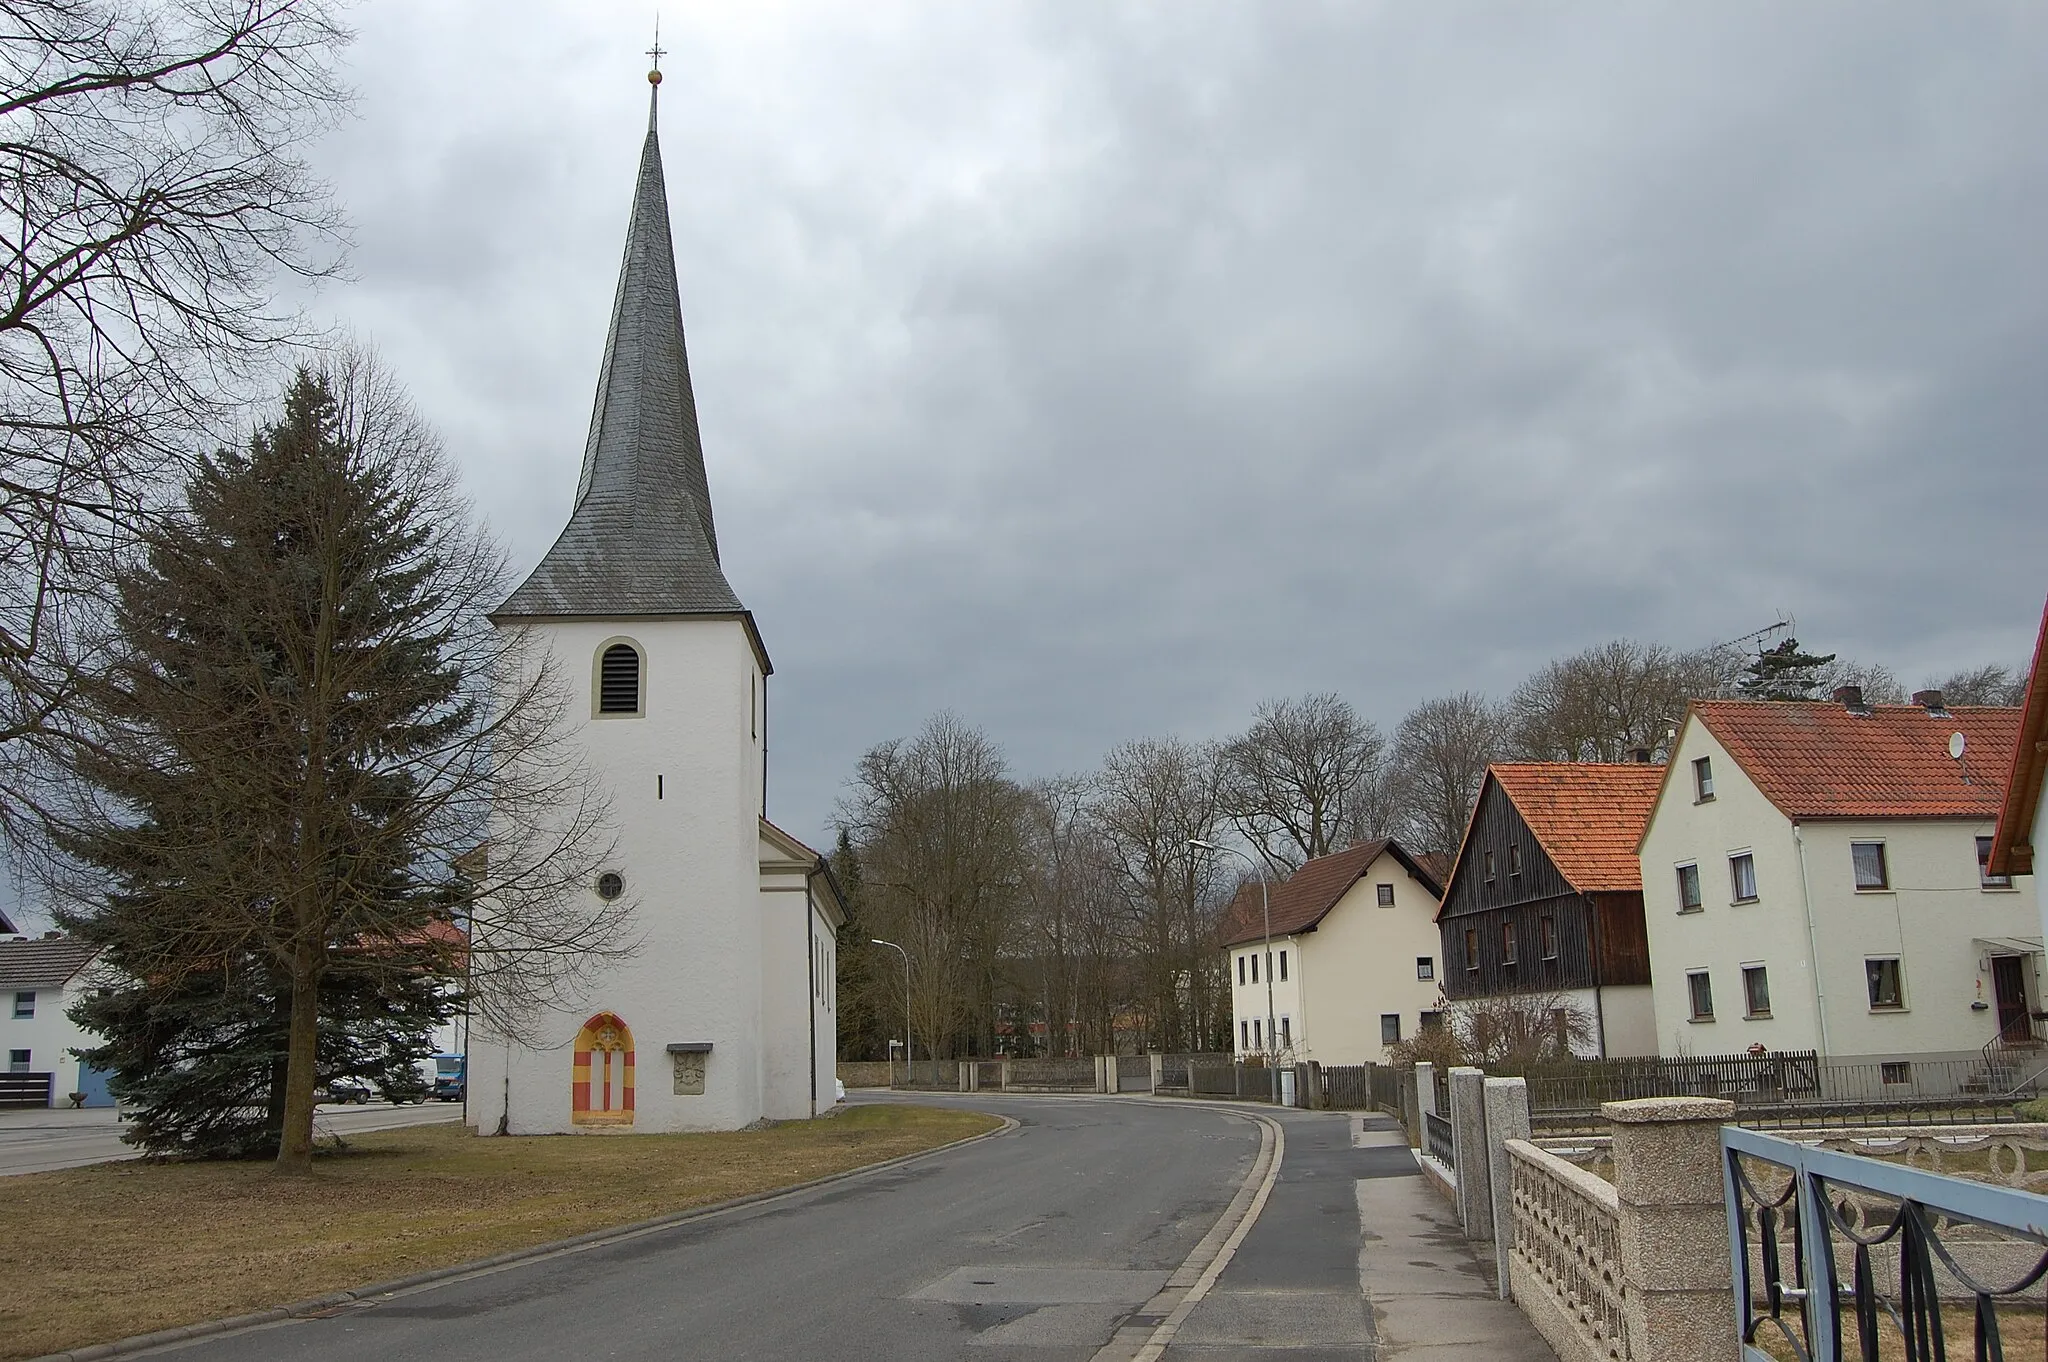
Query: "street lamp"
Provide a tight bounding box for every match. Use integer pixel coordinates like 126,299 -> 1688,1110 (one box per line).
872,938 -> 911,1088
1189,840 -> 1275,1064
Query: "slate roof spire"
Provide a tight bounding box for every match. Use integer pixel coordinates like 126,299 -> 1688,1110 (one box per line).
496,61 -> 743,619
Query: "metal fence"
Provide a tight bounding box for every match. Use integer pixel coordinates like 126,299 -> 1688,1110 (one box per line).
1424,1109 -> 1456,1169
1523,1051 -> 2039,1128
0,1072 -> 52,1108
1723,1124 -> 2048,1361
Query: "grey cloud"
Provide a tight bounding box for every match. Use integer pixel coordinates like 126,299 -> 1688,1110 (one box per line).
298,2 -> 2046,848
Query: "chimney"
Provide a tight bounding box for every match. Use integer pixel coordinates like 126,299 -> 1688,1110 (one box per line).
1833,684 -> 1871,715
1912,689 -> 1949,715
41,929 -> 61,939
1628,747 -> 1654,764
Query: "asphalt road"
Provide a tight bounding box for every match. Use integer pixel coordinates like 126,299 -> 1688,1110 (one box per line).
141,1095 -> 1308,1361
0,1101 -> 460,1177
110,1095 -> 1549,1361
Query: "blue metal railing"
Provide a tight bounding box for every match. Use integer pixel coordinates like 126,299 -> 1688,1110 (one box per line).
1722,1125 -> 2048,1361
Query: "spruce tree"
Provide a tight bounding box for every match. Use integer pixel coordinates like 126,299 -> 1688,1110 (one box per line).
59,368 -> 465,1163
1735,637 -> 1838,702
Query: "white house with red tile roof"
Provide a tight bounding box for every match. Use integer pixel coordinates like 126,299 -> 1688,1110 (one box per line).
1639,691 -> 2036,1072
1219,839 -> 1445,1065
1988,596 -> 2048,951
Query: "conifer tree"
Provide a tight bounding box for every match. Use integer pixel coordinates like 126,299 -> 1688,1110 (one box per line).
57,355 -> 628,1170
1735,637 -> 1838,702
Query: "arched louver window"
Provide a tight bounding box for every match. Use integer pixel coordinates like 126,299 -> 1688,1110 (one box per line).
598,643 -> 642,714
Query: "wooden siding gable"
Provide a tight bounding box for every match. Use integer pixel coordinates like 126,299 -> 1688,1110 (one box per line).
1439,775 -> 1574,919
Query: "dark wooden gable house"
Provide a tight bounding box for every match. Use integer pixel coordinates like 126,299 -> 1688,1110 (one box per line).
1436,762 -> 1664,1057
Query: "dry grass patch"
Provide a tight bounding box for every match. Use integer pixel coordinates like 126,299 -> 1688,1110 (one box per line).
0,1103 -> 999,1361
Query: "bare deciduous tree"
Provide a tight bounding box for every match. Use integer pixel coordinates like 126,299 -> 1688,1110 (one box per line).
1221,693 -> 1388,872
1927,664 -> 2026,708
1390,692 -> 1505,857
1091,735 -> 1229,1053
1506,639 -> 1740,763
839,713 -> 1031,1061
0,0 -> 348,851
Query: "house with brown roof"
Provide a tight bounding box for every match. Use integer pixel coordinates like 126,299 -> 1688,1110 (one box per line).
1640,690 -> 2035,1072
1988,596 -> 2048,951
1436,762 -> 1665,1058
0,934 -> 108,1108
1219,839 -> 1444,1065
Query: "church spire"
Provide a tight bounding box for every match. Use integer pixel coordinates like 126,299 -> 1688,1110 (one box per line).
497,49 -> 743,620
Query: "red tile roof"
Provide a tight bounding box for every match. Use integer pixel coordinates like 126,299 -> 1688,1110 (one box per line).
1486,764 -> 1666,893
1990,598 -> 2048,876
1694,699 -> 2020,820
1216,839 -> 1439,949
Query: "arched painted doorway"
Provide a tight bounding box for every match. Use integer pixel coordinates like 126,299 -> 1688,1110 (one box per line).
571,1012 -> 635,1126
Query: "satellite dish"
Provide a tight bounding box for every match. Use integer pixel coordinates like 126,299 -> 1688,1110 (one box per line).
1949,732 -> 1967,760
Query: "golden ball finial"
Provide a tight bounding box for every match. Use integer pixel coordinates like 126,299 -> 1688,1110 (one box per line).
648,69 -> 662,85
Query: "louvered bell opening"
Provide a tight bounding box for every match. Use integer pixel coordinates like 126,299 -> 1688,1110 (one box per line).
599,644 -> 641,714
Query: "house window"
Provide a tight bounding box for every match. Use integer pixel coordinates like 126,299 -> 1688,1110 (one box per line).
1240,1019 -> 1249,1049
1464,927 -> 1480,971
1237,955 -> 1246,985
1687,970 -> 1714,1021
11,991 -> 32,1019
1381,1013 -> 1402,1045
1250,953 -> 1259,984
1539,916 -> 1557,960
1676,863 -> 1702,913
1278,950 -> 1288,982
1252,1019 -> 1262,1049
1416,957 -> 1435,982
1376,883 -> 1395,907
1729,853 -> 1758,903
1742,965 -> 1771,1017
596,871 -> 624,901
1694,756 -> 1715,801
7,1049 -> 27,1073
1881,1061 -> 1913,1086
1508,843 -> 1521,877
1978,837 -> 2012,889
596,641 -> 643,715
1420,1010 -> 1444,1033
1280,1017 -> 1292,1048
1852,842 -> 1889,891
1501,921 -> 1518,964
1866,958 -> 1905,1010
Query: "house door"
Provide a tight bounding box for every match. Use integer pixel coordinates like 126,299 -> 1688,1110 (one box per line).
1993,956 -> 2031,1043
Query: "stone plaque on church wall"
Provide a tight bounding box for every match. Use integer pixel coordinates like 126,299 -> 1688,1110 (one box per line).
671,1049 -> 707,1095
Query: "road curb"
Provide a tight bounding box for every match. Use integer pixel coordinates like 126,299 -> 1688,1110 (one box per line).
25,1110 -> 1018,1362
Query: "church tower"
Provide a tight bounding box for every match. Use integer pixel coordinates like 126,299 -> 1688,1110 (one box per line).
471,58 -> 841,1135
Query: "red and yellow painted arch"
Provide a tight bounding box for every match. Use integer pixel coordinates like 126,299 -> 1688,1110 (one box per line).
571,1011 -> 635,1126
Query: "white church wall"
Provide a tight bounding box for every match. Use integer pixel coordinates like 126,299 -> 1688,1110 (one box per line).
476,616 -> 769,1134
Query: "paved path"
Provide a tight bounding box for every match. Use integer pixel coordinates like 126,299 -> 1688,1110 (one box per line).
109,1096 -> 1553,1361
0,1102 -> 459,1177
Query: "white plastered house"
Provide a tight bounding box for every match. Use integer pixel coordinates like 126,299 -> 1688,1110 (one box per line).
0,936 -> 110,1107
1989,596 -> 2048,959
1639,691 -> 2035,1078
1221,839 -> 1446,1065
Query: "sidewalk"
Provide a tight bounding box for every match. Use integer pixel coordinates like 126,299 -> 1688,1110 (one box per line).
0,1101 -> 459,1176
1161,1109 -> 1556,1360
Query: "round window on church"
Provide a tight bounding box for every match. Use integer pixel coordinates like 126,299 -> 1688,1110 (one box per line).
596,871 -> 624,900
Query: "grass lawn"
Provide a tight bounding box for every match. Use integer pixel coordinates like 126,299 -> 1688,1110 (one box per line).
0,1103 -> 999,1361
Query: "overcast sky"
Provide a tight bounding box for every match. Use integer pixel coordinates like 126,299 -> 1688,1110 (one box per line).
294,2 -> 2048,851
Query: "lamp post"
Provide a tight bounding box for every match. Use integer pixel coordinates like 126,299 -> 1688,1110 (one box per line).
872,938 -> 911,1088
1190,840 -> 1274,1064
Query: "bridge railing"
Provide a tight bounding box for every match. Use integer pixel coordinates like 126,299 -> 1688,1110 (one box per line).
1722,1124 -> 2048,1362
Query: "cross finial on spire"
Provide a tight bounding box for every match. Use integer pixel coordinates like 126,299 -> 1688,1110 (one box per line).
647,17 -> 665,83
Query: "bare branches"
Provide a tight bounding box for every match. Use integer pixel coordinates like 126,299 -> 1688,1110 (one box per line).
1220,693 -> 1387,873
0,0 -> 350,855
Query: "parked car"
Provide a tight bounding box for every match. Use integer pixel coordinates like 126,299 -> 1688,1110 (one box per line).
318,1079 -> 373,1105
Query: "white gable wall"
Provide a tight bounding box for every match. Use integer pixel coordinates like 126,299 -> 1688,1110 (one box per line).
470,615 -> 769,1134
1225,852 -> 1443,1065
1641,718 -> 2038,1065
